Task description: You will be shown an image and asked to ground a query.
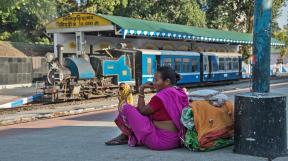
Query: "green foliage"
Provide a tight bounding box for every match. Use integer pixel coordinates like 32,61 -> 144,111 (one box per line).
8,31 -> 31,43
240,45 -> 252,64
206,0 -> 287,62
274,28 -> 288,59
0,32 -> 11,41
55,0 -> 128,16
115,0 -> 206,27
206,0 -> 287,32
0,0 -> 57,43
83,0 -> 128,14
35,37 -> 51,45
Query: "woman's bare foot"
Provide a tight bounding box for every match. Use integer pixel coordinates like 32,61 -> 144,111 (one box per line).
105,134 -> 128,145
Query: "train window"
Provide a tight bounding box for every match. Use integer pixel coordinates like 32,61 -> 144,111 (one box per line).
183,58 -> 191,73
227,58 -> 232,70
147,57 -> 152,74
125,54 -> 132,68
212,57 -> 219,71
163,58 -> 173,68
203,56 -> 209,72
219,58 -> 225,71
233,58 -> 239,70
174,58 -> 181,72
192,59 -> 198,72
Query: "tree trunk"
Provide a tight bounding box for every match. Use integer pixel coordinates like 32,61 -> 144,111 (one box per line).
247,15 -> 254,33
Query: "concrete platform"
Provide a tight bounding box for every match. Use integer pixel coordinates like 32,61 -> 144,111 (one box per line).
0,110 -> 268,161
0,83 -> 288,160
0,86 -> 41,104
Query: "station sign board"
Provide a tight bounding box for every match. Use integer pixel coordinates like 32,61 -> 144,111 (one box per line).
46,12 -> 112,30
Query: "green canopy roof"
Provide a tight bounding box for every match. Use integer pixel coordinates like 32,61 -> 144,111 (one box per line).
99,14 -> 284,47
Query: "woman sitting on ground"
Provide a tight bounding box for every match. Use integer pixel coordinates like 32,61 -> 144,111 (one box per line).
105,66 -> 189,150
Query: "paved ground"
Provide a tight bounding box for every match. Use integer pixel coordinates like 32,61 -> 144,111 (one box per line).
1,84 -> 288,161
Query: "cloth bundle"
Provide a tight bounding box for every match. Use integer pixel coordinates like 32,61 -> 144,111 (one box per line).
181,90 -> 234,151
188,89 -> 228,107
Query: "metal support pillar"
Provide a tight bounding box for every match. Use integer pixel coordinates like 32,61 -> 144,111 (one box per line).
90,45 -> 93,55
53,33 -> 59,57
252,0 -> 272,93
57,44 -> 64,67
76,32 -> 85,56
234,0 -> 287,158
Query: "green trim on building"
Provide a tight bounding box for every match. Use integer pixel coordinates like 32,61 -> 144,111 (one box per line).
99,14 -> 284,46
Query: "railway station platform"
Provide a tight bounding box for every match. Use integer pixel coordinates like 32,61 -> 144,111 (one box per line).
1,78 -> 288,125
1,81 -> 288,161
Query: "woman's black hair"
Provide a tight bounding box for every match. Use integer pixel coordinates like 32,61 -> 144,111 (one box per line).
157,66 -> 180,85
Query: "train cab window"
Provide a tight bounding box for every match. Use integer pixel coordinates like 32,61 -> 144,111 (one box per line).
219,58 -> 226,71
183,58 -> 191,73
192,59 -> 198,72
233,58 -> 239,70
147,57 -> 152,74
227,58 -> 233,70
163,58 -> 173,68
125,54 -> 132,68
203,56 -> 209,72
212,57 -> 219,72
174,58 -> 181,72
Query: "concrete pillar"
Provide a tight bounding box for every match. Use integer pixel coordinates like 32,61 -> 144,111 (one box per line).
234,93 -> 287,158
234,0 -> 287,158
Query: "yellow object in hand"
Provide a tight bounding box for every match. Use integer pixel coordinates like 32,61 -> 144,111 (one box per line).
118,84 -> 133,108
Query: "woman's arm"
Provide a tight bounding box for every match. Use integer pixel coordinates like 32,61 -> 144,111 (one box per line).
137,85 -> 154,115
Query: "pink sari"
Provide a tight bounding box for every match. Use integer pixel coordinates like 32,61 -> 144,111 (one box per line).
116,87 -> 188,150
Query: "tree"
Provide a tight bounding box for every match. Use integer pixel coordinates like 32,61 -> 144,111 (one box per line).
114,0 -> 206,27
0,0 -> 25,33
206,0 -> 287,33
54,0 -> 78,17
206,0 -> 287,62
0,0 -> 57,43
83,0 -> 128,15
55,0 -> 128,16
274,27 -> 288,59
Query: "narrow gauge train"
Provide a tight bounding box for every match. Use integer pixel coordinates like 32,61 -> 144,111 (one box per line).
43,47 -> 242,101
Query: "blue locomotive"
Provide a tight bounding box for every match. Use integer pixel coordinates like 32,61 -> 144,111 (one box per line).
44,47 -> 242,101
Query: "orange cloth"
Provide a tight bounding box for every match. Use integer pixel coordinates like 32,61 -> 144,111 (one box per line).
190,100 -> 234,148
